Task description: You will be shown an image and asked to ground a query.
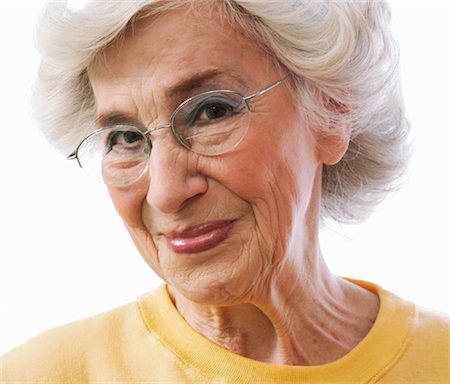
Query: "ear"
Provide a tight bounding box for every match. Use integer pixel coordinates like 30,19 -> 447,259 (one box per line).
316,97 -> 352,165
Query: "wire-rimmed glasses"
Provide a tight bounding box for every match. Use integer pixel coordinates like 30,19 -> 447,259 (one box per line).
67,75 -> 290,187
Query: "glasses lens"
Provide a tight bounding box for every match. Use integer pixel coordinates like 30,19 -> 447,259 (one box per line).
76,125 -> 150,187
171,91 -> 250,155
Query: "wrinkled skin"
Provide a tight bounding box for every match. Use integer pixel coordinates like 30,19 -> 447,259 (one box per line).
88,7 -> 379,365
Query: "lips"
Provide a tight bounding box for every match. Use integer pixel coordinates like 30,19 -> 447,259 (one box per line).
164,220 -> 235,254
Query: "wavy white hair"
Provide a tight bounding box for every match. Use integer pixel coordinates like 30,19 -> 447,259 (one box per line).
33,0 -> 410,223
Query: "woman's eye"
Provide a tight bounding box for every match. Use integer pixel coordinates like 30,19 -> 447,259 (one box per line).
200,103 -> 229,120
186,96 -> 243,127
106,130 -> 144,153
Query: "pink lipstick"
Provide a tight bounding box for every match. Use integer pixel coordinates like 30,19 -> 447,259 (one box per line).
164,220 -> 235,254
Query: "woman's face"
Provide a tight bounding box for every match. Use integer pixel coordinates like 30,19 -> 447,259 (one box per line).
89,8 -> 326,305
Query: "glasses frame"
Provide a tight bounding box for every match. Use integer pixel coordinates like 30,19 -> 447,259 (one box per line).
67,74 -> 290,166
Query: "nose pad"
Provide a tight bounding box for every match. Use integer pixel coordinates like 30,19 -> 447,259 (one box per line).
145,123 -> 172,154
176,134 -> 191,149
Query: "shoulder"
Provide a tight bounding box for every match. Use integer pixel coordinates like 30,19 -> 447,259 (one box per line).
410,305 -> 448,350
1,299 -> 145,383
383,300 -> 449,383
414,305 -> 448,329
350,279 -> 449,382
376,283 -> 448,366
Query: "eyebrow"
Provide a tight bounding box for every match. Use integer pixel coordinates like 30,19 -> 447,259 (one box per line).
165,68 -> 249,99
96,112 -> 141,129
96,68 -> 249,128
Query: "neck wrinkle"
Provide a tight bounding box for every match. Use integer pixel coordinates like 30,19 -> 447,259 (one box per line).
170,242 -> 379,366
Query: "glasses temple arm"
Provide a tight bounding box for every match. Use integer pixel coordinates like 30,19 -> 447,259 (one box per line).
244,73 -> 291,101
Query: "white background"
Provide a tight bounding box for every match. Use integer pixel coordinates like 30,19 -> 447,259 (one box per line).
1,1 -> 449,354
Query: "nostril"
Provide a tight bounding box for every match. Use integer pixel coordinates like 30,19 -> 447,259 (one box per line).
146,178 -> 207,214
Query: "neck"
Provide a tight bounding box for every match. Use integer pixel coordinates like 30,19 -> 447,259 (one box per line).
169,256 -> 379,366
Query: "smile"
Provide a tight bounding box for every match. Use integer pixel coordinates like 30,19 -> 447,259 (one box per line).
164,220 -> 235,254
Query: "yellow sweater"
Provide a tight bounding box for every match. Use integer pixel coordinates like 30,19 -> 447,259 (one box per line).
2,280 -> 448,383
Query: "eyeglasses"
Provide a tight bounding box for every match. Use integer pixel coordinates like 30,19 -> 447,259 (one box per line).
67,75 -> 289,187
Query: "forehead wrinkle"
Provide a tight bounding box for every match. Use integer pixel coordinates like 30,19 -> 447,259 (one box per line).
136,73 -> 161,127
92,71 -> 164,129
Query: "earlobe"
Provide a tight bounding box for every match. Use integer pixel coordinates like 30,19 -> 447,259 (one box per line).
317,130 -> 351,165
316,97 -> 352,165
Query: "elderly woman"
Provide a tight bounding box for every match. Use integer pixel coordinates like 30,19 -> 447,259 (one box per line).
2,0 -> 448,383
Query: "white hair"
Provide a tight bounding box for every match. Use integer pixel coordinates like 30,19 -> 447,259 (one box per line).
33,0 -> 410,223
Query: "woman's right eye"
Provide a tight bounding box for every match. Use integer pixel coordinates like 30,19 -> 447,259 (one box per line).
106,130 -> 145,153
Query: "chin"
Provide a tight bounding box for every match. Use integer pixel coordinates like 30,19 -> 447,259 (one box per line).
156,228 -> 270,306
164,259 -> 259,307
173,282 -> 236,306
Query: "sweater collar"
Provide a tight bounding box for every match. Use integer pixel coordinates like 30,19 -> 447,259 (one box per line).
138,279 -> 415,383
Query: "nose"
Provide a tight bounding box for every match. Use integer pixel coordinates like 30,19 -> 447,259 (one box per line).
146,133 -> 208,213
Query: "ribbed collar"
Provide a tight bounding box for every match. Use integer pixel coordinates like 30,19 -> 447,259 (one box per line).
138,279 -> 415,383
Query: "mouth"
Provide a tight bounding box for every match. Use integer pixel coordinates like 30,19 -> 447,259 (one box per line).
163,220 -> 235,254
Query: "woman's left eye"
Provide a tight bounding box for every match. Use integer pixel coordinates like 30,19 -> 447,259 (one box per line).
186,96 -> 242,127
198,103 -> 230,120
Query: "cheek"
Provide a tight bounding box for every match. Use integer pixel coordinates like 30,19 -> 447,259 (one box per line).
216,115 -> 318,249
107,177 -> 149,227
220,120 -> 315,203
